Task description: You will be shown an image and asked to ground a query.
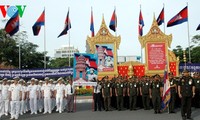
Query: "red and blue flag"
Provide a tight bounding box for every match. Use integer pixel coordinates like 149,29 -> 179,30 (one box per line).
161,60 -> 171,111
5,10 -> 19,36
90,9 -> 95,37
167,6 -> 188,27
32,10 -> 45,36
157,8 -> 164,26
58,10 -> 71,38
138,10 -> 144,36
109,9 -> 117,32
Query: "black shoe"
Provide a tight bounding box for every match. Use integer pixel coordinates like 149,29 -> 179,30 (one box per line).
154,111 -> 157,114
187,117 -> 193,120
67,111 -> 70,113
70,111 -> 73,113
170,111 -> 176,113
157,111 -> 161,114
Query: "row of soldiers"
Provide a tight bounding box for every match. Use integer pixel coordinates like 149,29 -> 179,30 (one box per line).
93,70 -> 200,120
0,77 -> 75,120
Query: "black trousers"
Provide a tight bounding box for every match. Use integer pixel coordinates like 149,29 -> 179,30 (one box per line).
142,95 -> 150,109
169,92 -> 176,112
181,96 -> 192,117
94,93 -> 101,111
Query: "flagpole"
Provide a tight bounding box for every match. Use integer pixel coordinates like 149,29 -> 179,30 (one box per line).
140,4 -> 143,63
163,3 -> 166,34
186,3 -> 191,63
44,8 -> 47,69
68,7 -> 71,67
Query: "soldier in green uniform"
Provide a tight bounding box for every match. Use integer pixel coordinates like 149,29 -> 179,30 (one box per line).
150,74 -> 163,114
168,72 -> 177,113
178,70 -> 195,120
115,78 -> 125,111
102,76 -> 112,111
193,72 -> 200,108
128,77 -> 139,110
111,75 -> 117,109
140,75 -> 151,110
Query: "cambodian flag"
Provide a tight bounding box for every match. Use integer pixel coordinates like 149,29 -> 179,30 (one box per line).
157,8 -> 164,26
5,10 -> 19,36
138,10 -> 144,36
58,10 -> 71,38
196,24 -> 200,31
90,9 -> 95,37
167,6 -> 188,27
161,61 -> 171,111
109,9 -> 117,32
32,10 -> 45,36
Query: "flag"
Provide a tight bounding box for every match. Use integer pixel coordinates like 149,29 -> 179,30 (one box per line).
109,9 -> 117,32
32,10 -> 45,36
167,6 -> 188,27
5,10 -> 19,36
90,8 -> 95,37
196,24 -> 200,31
157,8 -> 164,26
58,10 -> 71,38
138,10 -> 144,36
161,61 -> 171,111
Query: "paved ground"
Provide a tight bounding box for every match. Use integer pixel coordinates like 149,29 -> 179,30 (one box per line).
1,98 -> 200,120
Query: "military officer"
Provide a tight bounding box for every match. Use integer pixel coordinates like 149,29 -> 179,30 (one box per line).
140,76 -> 151,110
9,77 -> 22,120
150,74 -> 163,114
42,77 -> 53,114
128,77 -> 139,110
178,70 -> 195,120
115,78 -> 125,111
1,78 -> 10,116
54,77 -> 65,113
193,72 -> 200,108
102,76 -> 112,111
168,72 -> 177,113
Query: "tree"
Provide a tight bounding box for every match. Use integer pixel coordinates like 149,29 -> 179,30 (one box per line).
48,57 -> 73,68
172,35 -> 200,63
0,29 -> 46,69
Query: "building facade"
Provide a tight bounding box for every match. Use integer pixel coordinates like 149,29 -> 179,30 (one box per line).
54,45 -> 79,58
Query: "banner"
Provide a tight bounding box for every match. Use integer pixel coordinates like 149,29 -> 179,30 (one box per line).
73,53 -> 98,83
96,44 -> 114,72
147,43 -> 166,70
179,63 -> 200,72
0,67 -> 73,78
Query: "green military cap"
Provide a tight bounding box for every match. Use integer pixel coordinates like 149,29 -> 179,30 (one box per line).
2,78 -> 8,81
13,76 -> 20,80
44,77 -> 49,81
183,69 -> 189,73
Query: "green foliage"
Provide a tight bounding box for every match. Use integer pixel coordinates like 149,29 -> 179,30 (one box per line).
48,57 -> 73,68
76,87 -> 93,96
173,34 -> 200,63
0,29 -> 46,68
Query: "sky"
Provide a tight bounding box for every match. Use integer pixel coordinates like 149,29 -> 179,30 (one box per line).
0,0 -> 199,62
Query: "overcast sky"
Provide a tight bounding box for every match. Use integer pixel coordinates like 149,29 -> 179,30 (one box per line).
0,0 -> 199,60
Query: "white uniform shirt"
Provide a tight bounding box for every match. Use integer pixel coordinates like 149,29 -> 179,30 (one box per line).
27,84 -> 38,98
21,86 -> 27,100
93,84 -> 102,93
2,84 -> 10,100
0,84 -> 2,101
41,83 -> 53,98
65,84 -> 75,95
9,84 -> 22,101
54,83 -> 65,98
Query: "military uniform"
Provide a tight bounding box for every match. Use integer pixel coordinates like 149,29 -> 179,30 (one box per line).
128,80 -> 138,110
115,80 -> 124,111
169,74 -> 177,113
102,80 -> 112,111
178,70 -> 195,120
140,79 -> 150,110
193,73 -> 200,108
150,76 -> 163,114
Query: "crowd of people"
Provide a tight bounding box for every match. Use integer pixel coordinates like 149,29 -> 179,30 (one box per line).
0,77 -> 75,120
0,70 -> 199,120
93,70 -> 200,120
